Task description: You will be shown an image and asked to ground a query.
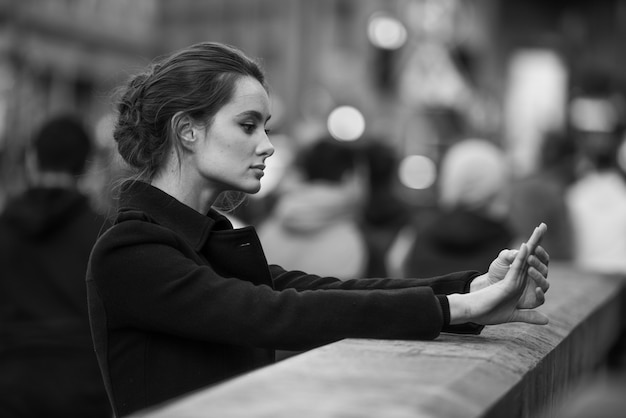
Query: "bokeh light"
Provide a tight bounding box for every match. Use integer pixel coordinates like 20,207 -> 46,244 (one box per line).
367,12 -> 408,50
398,154 -> 437,190
327,105 -> 365,142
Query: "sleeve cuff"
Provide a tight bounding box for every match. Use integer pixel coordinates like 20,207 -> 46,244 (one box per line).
436,295 -> 451,327
464,272 -> 483,293
437,293 -> 484,335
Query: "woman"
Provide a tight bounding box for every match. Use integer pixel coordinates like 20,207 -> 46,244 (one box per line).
87,42 -> 549,416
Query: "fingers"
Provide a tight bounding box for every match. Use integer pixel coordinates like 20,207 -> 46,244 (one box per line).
512,244 -> 528,267
535,244 -> 549,260
517,281 -> 548,309
507,244 -> 529,285
526,252 -> 549,282
532,245 -> 550,267
529,267 -> 550,293
525,224 -> 546,253
535,287 -> 545,305
526,247 -> 550,292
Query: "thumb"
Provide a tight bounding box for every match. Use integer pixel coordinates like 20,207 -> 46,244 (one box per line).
489,249 -> 518,279
498,249 -> 518,264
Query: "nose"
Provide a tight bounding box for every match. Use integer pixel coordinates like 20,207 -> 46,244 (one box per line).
258,132 -> 275,158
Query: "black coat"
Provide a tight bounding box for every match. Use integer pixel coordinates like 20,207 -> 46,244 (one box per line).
0,187 -> 111,418
87,181 -> 482,416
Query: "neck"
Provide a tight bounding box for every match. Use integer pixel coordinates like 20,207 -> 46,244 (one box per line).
150,174 -> 218,214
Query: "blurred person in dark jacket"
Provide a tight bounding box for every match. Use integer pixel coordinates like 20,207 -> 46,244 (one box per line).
565,89 -> 626,275
509,131 -> 577,261
402,138 -> 515,277
0,115 -> 111,417
359,140 -> 412,278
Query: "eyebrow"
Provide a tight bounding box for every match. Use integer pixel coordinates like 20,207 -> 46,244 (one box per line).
237,110 -> 272,123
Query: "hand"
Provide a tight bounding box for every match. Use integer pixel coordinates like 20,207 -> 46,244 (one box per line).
449,243 -> 549,325
470,224 -> 550,310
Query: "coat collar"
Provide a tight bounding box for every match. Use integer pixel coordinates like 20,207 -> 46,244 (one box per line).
117,180 -> 233,251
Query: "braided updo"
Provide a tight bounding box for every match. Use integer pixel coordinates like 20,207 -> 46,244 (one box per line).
113,42 -> 267,180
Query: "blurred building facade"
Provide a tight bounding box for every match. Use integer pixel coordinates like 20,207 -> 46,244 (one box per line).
0,0 -> 624,208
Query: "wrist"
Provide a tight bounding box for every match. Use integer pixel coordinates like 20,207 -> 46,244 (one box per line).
469,273 -> 489,293
447,293 -> 471,325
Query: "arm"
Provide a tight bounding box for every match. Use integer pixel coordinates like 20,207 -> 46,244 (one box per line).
271,265 -> 480,295
271,263 -> 484,336
90,221 -> 450,350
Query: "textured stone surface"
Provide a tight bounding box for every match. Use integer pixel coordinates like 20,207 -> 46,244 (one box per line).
133,263 -> 625,418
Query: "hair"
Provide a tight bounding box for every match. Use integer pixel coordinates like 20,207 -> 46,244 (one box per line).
33,114 -> 92,175
438,138 -> 509,214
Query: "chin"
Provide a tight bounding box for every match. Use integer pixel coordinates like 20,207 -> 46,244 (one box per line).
241,182 -> 262,194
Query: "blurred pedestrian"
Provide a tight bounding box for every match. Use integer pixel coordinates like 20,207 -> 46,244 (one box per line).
565,90 -> 626,274
509,130 -> 577,261
0,115 -> 111,417
258,136 -> 368,280
359,140 -> 412,278
87,41 -> 550,417
401,138 -> 515,277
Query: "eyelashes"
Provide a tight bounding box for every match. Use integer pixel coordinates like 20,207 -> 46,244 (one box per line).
241,123 -> 271,135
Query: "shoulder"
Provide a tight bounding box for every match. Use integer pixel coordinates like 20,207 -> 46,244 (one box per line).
90,210 -> 181,267
94,211 -> 178,249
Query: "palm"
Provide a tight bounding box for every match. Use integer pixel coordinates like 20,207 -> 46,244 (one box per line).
486,249 -> 547,310
473,244 -> 548,325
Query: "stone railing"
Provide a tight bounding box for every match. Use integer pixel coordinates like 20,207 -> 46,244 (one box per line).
133,263 -> 626,418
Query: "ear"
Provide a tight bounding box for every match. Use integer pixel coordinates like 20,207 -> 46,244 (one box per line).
171,111 -> 197,152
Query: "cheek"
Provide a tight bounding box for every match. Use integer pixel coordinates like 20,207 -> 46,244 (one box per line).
199,143 -> 244,178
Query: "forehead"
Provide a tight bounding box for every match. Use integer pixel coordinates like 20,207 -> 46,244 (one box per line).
222,76 -> 270,117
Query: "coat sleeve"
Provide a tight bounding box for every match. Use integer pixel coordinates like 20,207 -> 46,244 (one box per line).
90,220 -> 452,351
270,264 -> 480,294
269,266 -> 484,335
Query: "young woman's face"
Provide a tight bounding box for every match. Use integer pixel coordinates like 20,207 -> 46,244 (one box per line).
193,76 -> 274,194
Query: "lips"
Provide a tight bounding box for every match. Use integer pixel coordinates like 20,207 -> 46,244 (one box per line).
251,164 -> 265,178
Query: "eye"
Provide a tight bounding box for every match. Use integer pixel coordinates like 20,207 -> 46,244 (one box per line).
241,123 -> 256,134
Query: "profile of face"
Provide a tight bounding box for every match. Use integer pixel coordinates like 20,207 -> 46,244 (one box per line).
188,76 -> 274,195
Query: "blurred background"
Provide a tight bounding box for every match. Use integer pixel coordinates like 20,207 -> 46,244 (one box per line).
0,0 -> 625,236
